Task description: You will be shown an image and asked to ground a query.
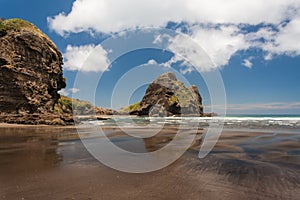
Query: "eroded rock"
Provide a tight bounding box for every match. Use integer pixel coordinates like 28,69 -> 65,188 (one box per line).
0,19 -> 71,125
123,72 -> 204,116
0,19 -> 65,114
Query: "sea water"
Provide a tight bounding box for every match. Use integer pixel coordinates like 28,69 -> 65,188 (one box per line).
86,114 -> 300,130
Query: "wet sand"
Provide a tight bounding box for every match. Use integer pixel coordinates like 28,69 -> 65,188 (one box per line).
0,125 -> 299,200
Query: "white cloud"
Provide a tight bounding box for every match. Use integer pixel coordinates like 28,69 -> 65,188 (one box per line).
262,17 -> 300,56
69,88 -> 80,94
153,34 -> 163,44
48,0 -> 300,71
58,88 -> 80,96
166,34 -> 216,72
63,44 -> 110,72
191,25 -> 249,68
152,25 -> 249,72
147,59 -> 157,65
264,53 -> 273,61
242,58 -> 253,68
244,17 -> 300,58
48,0 -> 300,35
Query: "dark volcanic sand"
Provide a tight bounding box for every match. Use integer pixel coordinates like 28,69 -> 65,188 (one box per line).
0,125 -> 299,200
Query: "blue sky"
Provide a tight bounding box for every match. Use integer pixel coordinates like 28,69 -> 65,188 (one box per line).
1,0 -> 300,114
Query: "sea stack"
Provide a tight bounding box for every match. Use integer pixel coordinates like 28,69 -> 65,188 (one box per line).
0,18 -> 69,124
127,72 -> 204,116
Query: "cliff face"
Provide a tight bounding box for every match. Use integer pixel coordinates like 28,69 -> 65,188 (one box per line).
0,19 -> 66,114
125,72 -> 204,116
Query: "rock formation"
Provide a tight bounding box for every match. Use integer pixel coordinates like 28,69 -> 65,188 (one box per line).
123,72 -> 204,116
0,18 -> 116,125
0,18 -> 70,124
0,18 -> 65,114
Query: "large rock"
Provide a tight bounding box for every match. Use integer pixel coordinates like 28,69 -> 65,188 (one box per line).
127,72 -> 204,116
0,18 -> 65,114
0,19 -> 71,125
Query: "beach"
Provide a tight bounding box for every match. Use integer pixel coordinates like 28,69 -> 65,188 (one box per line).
0,118 -> 299,200
1,3 -> 300,199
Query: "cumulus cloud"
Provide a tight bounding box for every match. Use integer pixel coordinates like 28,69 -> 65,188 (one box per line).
151,25 -> 249,72
242,58 -> 253,68
63,44 -> 110,72
58,88 -> 80,96
261,17 -> 300,56
49,0 -> 300,71
189,25 -> 249,69
166,34 -> 216,72
48,0 -> 299,35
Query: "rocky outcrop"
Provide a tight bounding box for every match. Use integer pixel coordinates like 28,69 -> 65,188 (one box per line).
0,18 -> 117,125
55,95 -> 116,116
124,72 -> 204,116
0,18 -> 65,114
0,18 -> 69,125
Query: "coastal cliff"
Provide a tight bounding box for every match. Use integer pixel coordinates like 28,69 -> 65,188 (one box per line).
0,18 -> 65,114
0,19 -> 115,125
121,72 -> 204,116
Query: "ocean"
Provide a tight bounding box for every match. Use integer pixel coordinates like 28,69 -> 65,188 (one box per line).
85,114 -> 300,130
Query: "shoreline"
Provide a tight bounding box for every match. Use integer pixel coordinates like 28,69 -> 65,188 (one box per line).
0,123 -> 76,129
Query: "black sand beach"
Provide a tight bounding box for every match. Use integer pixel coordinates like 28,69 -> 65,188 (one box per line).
0,124 -> 299,200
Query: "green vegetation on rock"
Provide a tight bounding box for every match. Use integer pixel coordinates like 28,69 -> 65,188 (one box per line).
0,18 -> 56,48
55,96 -> 94,115
54,96 -> 68,113
54,96 -> 114,115
168,95 -> 179,104
174,88 -> 193,106
0,18 -> 40,33
120,102 -> 141,113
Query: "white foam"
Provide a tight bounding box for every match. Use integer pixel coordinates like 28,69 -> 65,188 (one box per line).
83,116 -> 300,129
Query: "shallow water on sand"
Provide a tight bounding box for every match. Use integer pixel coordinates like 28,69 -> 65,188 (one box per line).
0,125 -> 299,200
